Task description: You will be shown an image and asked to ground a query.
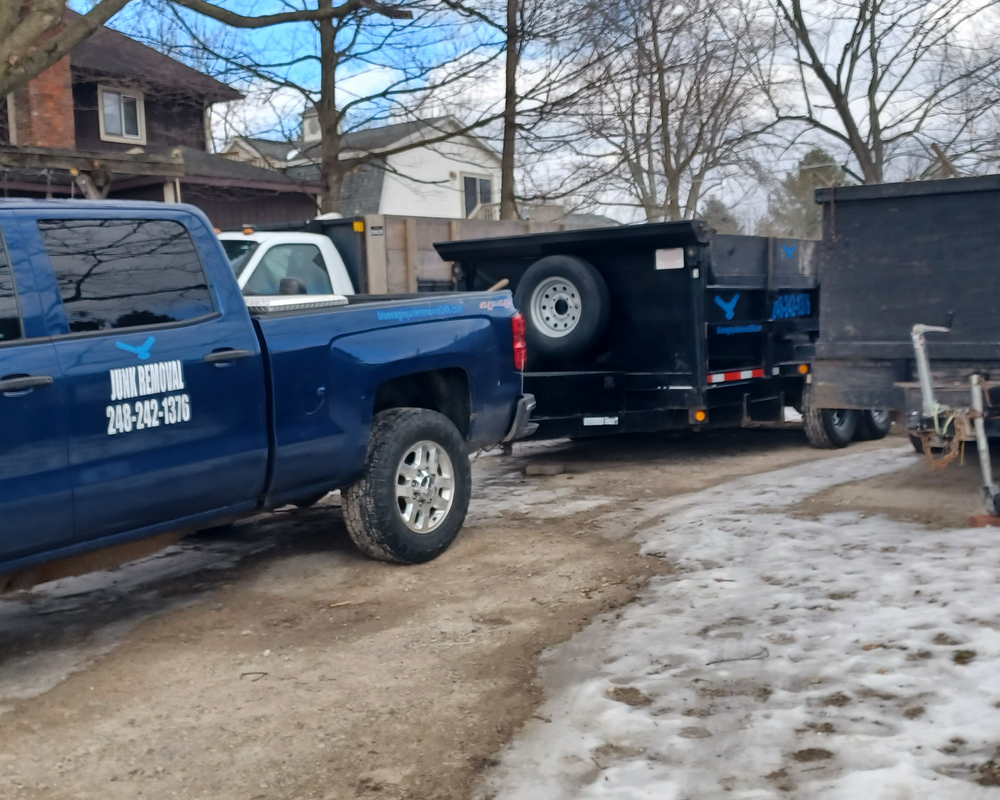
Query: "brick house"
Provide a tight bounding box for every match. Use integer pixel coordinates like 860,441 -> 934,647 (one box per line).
0,18 -> 320,229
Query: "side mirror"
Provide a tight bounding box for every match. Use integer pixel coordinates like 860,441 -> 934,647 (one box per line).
279,277 -> 308,295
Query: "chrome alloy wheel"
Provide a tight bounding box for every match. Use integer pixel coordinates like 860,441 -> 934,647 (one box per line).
530,277 -> 581,338
394,440 -> 456,533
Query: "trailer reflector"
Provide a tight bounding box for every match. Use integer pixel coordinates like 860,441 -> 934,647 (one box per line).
708,368 -> 765,384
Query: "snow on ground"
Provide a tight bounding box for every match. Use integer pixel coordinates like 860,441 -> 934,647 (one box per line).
479,446 -> 1000,799
468,442 -> 613,523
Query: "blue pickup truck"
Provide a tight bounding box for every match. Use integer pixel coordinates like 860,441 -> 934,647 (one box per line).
0,201 -> 533,585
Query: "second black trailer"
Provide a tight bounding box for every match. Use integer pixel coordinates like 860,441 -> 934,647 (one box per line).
435,221 -> 886,446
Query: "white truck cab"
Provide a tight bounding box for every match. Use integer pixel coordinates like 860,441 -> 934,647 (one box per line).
218,231 -> 355,296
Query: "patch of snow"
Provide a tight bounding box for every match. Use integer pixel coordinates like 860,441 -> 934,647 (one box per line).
468,445 -> 611,522
480,447 -> 1000,799
784,406 -> 803,423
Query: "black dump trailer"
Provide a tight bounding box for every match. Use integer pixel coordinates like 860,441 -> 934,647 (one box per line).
811,175 -> 1000,512
436,221 -> 882,444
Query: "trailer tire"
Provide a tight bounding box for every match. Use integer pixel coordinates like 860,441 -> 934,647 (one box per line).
344,408 -> 471,564
515,255 -> 610,363
802,388 -> 858,449
855,409 -> 893,441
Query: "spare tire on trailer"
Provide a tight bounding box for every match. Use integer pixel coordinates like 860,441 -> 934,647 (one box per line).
514,255 -> 610,364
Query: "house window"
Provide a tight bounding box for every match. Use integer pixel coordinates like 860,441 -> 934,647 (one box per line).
463,176 -> 493,218
303,116 -> 320,141
99,86 -> 145,144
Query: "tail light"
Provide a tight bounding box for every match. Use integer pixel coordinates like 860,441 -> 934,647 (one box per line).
511,312 -> 527,371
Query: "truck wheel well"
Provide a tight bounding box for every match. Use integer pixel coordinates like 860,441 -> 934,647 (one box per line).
373,368 -> 471,439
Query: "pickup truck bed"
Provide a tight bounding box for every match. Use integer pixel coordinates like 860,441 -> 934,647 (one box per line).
0,200 -> 531,588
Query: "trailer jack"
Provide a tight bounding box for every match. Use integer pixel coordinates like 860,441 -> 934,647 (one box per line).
911,323 -> 1000,515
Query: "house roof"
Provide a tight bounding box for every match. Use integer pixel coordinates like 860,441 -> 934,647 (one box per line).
170,147 -> 318,191
68,14 -> 241,104
564,212 -> 621,228
286,160 -> 386,214
294,116 -> 496,161
233,137 -> 301,164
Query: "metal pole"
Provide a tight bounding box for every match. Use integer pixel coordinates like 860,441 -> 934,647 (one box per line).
911,323 -> 950,418
970,374 -> 998,514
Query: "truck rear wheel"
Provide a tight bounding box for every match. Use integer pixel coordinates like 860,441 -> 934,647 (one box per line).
802,387 -> 858,449
855,409 -> 892,440
515,255 -> 610,365
344,409 -> 471,564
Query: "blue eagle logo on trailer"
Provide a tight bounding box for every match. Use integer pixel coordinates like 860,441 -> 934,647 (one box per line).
714,294 -> 740,321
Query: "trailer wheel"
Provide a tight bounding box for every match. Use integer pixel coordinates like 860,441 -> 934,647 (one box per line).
515,255 -> 610,363
344,409 -> 471,564
802,387 -> 858,449
855,409 -> 893,441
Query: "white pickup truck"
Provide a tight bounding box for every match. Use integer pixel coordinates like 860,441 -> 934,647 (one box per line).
219,230 -> 356,296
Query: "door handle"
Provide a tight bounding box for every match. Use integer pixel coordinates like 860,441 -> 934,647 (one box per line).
0,374 -> 54,395
204,348 -> 253,365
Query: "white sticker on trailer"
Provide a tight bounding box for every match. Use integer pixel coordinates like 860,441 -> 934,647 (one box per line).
583,416 -> 620,427
655,248 -> 684,270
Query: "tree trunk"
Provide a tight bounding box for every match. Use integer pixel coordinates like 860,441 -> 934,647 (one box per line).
499,0 -> 519,220
318,0 -> 342,214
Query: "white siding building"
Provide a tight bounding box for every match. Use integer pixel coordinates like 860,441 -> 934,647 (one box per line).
223,115 -> 502,220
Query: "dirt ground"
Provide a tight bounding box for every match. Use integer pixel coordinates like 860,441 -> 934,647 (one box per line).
799,436 -> 1000,528
0,427 -> 907,800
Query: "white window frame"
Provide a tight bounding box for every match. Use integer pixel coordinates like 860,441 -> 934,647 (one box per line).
461,172 -> 494,219
97,85 -> 146,145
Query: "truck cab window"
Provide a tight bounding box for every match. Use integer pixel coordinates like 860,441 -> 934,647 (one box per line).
38,219 -> 214,333
0,237 -> 22,343
244,244 -> 332,295
222,239 -> 259,278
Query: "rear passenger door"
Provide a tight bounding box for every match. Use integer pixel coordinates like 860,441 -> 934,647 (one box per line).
0,217 -> 74,563
29,216 -> 269,543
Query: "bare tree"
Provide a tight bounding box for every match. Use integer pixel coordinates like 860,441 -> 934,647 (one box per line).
435,0 -> 615,219
0,0 -> 132,98
154,0 -> 509,213
767,0 -> 1000,183
570,0 -> 772,222
0,0 -> 412,110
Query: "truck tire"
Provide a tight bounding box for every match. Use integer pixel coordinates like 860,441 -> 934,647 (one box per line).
344,409 -> 471,564
515,255 -> 610,364
855,409 -> 892,441
802,387 -> 858,449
